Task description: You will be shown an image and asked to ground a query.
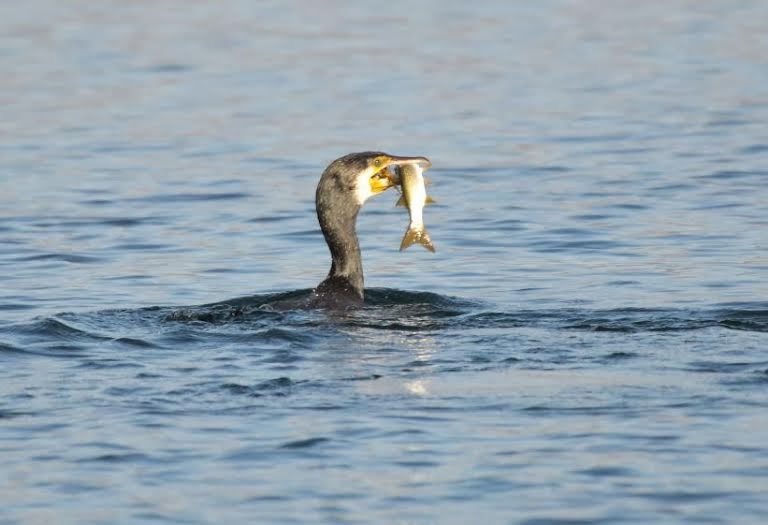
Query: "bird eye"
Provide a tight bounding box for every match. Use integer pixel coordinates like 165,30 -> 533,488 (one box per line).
373,158 -> 382,168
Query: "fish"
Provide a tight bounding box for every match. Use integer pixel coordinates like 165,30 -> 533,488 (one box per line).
394,163 -> 436,252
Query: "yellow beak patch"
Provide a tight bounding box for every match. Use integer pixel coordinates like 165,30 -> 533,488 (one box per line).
369,169 -> 395,194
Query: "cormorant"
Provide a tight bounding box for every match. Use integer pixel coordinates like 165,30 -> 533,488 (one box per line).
311,151 -> 431,308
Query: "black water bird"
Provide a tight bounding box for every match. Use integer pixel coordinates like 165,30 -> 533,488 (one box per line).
311,151 -> 431,308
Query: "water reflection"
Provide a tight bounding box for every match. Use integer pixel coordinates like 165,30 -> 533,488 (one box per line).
404,379 -> 430,396
403,333 -> 438,395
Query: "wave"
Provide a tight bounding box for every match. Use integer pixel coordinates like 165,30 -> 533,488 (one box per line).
11,293 -> 768,336
1,292 -> 766,360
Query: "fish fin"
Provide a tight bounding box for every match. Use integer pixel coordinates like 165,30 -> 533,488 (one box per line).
425,195 -> 436,205
395,195 -> 406,207
400,227 -> 436,253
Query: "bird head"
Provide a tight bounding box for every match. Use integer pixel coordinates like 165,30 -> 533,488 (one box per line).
320,152 -> 431,206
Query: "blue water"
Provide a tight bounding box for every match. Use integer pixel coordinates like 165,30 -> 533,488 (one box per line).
2,1 -> 768,523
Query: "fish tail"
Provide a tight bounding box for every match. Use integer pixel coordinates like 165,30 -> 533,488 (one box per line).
400,226 -> 436,253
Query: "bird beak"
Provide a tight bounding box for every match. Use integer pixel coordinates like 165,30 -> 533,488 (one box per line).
369,155 -> 432,193
385,155 -> 432,170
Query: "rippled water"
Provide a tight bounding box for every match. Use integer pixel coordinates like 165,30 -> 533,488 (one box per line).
2,1 -> 768,524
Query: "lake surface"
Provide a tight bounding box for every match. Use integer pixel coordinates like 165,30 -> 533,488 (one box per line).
2,1 -> 768,523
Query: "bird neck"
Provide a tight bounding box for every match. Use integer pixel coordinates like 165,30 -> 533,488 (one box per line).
317,201 -> 364,300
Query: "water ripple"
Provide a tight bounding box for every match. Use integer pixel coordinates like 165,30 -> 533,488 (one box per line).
2,2 -> 768,523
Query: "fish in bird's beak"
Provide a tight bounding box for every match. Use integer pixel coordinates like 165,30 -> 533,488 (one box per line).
368,154 -> 432,194
395,163 -> 436,253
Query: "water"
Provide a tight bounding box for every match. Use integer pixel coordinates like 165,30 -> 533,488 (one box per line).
2,1 -> 768,523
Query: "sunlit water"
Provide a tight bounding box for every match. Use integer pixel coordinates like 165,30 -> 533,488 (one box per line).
2,1 -> 768,524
